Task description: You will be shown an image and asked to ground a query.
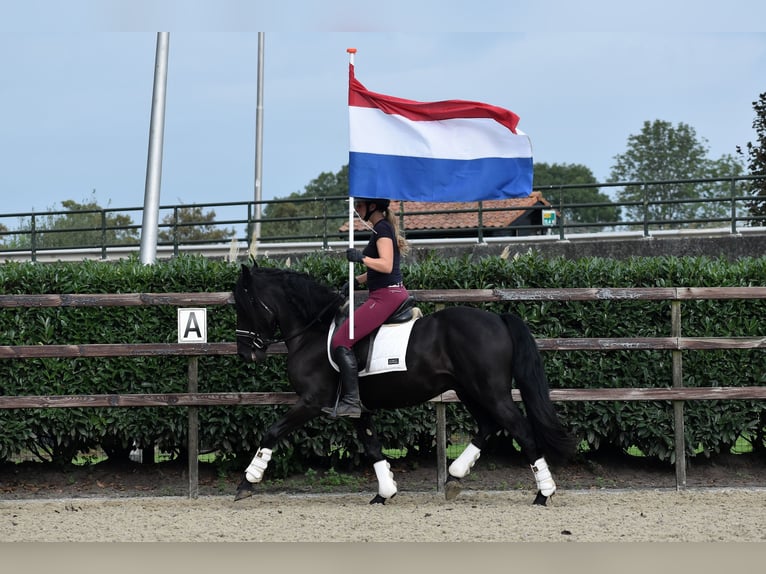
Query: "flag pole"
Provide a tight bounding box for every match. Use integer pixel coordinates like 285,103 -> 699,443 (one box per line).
347,47 -> 357,340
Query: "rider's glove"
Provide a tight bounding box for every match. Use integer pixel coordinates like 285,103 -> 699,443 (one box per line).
346,248 -> 365,264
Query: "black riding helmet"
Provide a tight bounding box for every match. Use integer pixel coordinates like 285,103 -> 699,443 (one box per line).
354,197 -> 391,221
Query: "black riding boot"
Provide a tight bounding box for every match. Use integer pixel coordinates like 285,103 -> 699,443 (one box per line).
322,346 -> 364,418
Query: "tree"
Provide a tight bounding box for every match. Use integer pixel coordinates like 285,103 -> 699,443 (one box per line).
736,92 -> 766,225
158,205 -> 236,245
260,165 -> 349,241
533,162 -> 620,232
609,120 -> 744,228
5,195 -> 138,249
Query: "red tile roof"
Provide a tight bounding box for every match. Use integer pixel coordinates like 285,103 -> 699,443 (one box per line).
341,192 -> 551,231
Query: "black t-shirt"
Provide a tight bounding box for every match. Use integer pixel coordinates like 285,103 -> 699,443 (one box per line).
363,218 -> 403,291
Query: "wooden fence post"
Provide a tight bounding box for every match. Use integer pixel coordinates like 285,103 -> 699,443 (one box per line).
671,300 -> 687,489
434,303 -> 448,493
436,401 -> 447,493
187,356 -> 199,499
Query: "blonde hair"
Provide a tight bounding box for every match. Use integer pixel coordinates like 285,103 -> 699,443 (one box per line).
383,205 -> 410,256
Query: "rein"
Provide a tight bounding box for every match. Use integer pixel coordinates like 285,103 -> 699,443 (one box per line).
236,291 -> 344,351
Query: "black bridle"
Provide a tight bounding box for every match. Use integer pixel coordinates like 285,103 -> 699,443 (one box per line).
235,289 -> 344,353
235,293 -> 276,351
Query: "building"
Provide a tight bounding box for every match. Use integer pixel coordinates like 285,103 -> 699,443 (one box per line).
342,192 -> 554,240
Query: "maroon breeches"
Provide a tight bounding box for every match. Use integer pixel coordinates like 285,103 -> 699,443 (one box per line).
331,286 -> 410,349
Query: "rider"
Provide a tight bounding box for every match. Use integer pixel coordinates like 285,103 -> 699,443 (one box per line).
323,197 -> 410,418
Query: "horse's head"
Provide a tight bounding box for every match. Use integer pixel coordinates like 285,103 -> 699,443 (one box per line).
234,264 -> 275,363
234,263 -> 344,363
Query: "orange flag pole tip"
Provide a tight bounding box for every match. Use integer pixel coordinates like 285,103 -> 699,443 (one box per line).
346,48 -> 357,53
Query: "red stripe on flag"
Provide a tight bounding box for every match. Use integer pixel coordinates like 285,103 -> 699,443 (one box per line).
348,64 -> 519,133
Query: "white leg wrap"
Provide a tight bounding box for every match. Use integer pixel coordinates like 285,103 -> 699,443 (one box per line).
448,443 -> 481,478
245,447 -> 272,483
373,460 -> 398,499
531,457 -> 556,497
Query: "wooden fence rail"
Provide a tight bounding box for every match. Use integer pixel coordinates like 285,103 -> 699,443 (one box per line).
0,287 -> 764,496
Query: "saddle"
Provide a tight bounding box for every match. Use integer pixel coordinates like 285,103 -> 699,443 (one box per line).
329,295 -> 421,376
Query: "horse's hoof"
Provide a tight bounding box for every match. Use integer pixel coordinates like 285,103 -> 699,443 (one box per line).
369,494 -> 387,505
234,488 -> 253,502
532,490 -> 549,506
234,479 -> 254,502
444,477 -> 462,501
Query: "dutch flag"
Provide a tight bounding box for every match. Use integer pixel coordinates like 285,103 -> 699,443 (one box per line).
348,63 -> 533,202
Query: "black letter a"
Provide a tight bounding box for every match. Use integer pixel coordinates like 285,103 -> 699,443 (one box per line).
184,313 -> 203,339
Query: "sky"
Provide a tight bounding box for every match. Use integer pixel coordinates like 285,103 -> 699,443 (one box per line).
2,1 -> 765,229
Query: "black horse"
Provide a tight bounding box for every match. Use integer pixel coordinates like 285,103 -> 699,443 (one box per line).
233,264 -> 574,505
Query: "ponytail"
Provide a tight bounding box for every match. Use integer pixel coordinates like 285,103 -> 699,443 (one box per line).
384,207 -> 410,256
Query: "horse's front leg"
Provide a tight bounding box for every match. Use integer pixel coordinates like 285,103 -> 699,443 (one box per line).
353,413 -> 397,505
234,399 -> 320,502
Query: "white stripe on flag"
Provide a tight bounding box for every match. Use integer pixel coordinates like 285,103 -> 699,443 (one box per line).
349,106 -> 531,160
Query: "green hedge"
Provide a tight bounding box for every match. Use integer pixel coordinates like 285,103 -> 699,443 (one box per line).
0,253 -> 763,472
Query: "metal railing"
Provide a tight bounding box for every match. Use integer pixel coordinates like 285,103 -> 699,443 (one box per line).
1,176 -> 764,261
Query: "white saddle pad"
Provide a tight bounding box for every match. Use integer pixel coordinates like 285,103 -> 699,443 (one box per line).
327,308 -> 422,377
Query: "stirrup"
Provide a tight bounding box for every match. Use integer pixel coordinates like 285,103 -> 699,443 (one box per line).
322,400 -> 363,418
322,395 -> 369,418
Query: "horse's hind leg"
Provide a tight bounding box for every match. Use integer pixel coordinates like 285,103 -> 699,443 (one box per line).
353,414 -> 397,505
483,398 -> 557,505
445,402 -> 500,500
498,405 -> 557,505
458,393 -> 556,505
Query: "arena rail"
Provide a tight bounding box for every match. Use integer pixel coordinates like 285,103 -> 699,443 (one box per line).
1,287 -> 764,497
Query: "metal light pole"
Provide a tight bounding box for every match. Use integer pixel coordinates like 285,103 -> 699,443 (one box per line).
251,32 -> 265,254
140,32 -> 170,265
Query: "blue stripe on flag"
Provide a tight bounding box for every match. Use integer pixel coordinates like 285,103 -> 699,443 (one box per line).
349,152 -> 533,202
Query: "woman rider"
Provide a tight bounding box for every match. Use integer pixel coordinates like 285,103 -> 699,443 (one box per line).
322,197 -> 410,418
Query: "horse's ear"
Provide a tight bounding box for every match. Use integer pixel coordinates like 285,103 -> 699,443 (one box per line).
240,264 -> 251,278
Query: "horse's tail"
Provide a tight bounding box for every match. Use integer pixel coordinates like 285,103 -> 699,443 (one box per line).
501,313 -> 576,465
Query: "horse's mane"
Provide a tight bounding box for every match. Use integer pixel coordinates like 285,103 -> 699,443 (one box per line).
251,267 -> 341,324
